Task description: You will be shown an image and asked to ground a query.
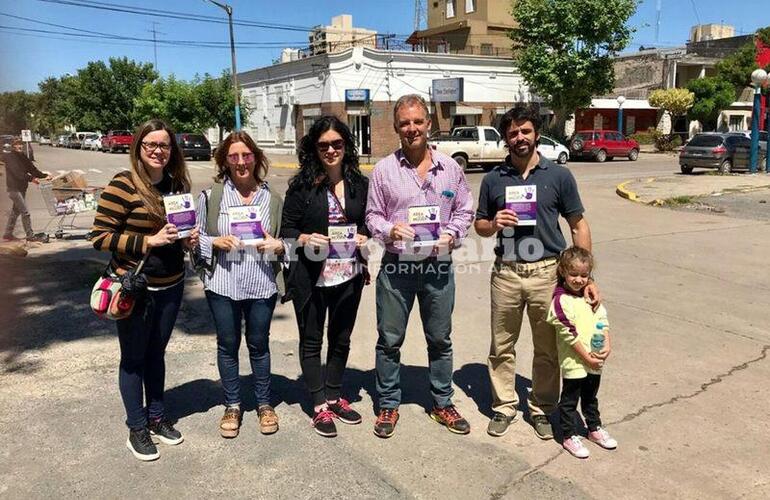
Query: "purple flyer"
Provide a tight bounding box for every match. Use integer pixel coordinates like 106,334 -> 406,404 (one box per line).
163,194 -> 196,237
408,205 -> 440,247
228,206 -> 265,244
328,224 -> 357,260
505,186 -> 537,226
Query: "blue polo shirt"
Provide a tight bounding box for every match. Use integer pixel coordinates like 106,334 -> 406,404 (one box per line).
475,155 -> 584,261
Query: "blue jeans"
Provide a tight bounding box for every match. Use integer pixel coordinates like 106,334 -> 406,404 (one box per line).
375,254 -> 456,409
117,282 -> 184,429
205,291 -> 277,406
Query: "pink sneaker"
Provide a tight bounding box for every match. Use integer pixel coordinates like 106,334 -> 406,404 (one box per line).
562,435 -> 590,458
588,427 -> 617,449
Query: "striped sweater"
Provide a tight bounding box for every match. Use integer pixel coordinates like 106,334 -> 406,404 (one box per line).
91,171 -> 185,286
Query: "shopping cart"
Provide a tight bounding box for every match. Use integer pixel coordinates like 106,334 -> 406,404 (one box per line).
39,181 -> 103,240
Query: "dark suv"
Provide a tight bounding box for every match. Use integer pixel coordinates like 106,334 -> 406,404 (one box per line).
679,133 -> 767,174
175,133 -> 211,161
569,130 -> 639,162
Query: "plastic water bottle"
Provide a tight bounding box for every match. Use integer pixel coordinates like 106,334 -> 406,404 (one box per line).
591,322 -> 606,353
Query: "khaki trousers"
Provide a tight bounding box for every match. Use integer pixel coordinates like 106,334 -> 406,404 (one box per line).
488,257 -> 559,418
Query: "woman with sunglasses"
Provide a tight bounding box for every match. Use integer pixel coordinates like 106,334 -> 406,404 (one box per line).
92,119 -> 198,461
195,131 -> 285,439
281,116 -> 369,437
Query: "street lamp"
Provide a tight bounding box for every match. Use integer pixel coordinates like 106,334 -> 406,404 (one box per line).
203,0 -> 241,131
616,95 -> 626,136
749,69 -> 767,173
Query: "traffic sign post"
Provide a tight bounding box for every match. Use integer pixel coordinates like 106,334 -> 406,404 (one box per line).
21,129 -> 32,158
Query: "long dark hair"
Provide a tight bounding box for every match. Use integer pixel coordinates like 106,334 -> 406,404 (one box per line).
290,115 -> 364,193
129,119 -> 190,225
214,131 -> 268,184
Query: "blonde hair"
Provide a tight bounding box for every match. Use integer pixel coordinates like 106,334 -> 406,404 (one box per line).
128,119 -> 191,226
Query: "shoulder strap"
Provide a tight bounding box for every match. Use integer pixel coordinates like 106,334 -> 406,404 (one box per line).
206,182 -> 225,237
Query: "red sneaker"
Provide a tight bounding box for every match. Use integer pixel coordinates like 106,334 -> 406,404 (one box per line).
430,405 -> 470,434
373,408 -> 399,438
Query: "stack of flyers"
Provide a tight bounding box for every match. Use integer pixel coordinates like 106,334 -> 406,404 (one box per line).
163,193 -> 197,238
505,186 -> 537,226
328,224 -> 357,260
228,205 -> 265,245
408,205 -> 440,247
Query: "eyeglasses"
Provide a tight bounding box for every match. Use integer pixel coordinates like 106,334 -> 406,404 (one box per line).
141,141 -> 171,153
227,152 -> 255,164
316,139 -> 345,152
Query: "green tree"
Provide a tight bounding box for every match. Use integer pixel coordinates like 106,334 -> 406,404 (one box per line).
71,57 -> 158,131
648,88 -> 694,137
133,76 -> 206,132
194,71 -> 249,141
0,91 -> 38,135
36,75 -> 80,134
686,77 -> 736,131
509,0 -> 637,130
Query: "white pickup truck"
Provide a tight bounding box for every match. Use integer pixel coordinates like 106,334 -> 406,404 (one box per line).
430,126 -> 569,170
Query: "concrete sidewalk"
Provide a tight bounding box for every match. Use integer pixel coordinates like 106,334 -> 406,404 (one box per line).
616,172 -> 770,205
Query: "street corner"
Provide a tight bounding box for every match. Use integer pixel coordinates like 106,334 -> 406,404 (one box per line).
616,173 -> 770,207
615,177 -> 657,204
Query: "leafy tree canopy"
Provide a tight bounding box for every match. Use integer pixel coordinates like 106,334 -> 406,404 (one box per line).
686,77 -> 736,131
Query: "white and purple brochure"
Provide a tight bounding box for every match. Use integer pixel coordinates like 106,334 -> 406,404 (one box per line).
163,193 -> 196,238
505,186 -> 537,226
408,205 -> 440,247
228,205 -> 265,245
328,224 -> 357,260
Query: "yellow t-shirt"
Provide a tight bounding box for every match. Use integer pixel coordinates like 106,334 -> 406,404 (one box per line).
546,285 -> 610,379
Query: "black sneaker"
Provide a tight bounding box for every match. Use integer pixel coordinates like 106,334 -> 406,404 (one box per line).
26,234 -> 48,243
327,398 -> 362,425
373,408 -> 399,438
148,419 -> 184,445
312,409 -> 337,437
126,427 -> 159,461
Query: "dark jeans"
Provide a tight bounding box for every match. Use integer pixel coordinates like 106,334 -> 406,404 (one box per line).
206,291 -> 277,407
294,274 -> 364,407
375,254 -> 455,410
559,374 -> 602,437
117,282 -> 184,430
4,190 -> 34,238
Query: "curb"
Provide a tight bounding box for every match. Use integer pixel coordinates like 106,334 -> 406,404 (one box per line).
615,178 -> 660,205
271,162 -> 376,171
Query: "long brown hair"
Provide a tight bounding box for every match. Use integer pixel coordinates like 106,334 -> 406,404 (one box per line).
213,131 -> 269,184
129,119 -> 191,225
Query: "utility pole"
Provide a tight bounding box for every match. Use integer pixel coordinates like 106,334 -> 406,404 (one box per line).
204,0 -> 241,131
655,0 -> 661,44
148,22 -> 165,70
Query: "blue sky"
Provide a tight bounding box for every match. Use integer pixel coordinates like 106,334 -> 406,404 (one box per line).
0,0 -> 768,92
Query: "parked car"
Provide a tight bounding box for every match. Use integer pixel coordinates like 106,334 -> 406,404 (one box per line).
569,130 -> 639,162
101,130 -> 132,153
55,134 -> 68,147
727,130 -> 768,143
66,133 -> 80,149
1,135 -> 14,152
679,133 -> 767,174
176,133 -> 211,161
430,126 -> 507,170
38,136 -> 52,146
537,135 -> 570,164
82,133 -> 102,151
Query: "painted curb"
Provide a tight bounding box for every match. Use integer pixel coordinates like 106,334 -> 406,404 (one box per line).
616,178 -> 658,205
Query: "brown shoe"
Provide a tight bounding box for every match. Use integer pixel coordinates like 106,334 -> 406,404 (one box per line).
258,404 -> 279,434
219,407 -> 241,438
373,408 -> 399,438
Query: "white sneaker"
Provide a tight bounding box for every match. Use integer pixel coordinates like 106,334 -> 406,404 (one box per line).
588,427 -> 618,450
563,435 -> 590,458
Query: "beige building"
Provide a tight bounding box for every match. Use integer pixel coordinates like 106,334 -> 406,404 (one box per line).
407,0 -> 516,56
308,15 -> 377,56
690,24 -> 735,43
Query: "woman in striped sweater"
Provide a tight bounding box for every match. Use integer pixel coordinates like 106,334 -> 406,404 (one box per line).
195,131 -> 285,439
92,119 -> 198,462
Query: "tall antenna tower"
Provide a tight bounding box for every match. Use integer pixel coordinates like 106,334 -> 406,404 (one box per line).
655,0 -> 662,44
148,22 -> 165,70
414,0 -> 426,32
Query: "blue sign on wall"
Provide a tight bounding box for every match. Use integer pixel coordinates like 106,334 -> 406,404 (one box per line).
345,89 -> 370,103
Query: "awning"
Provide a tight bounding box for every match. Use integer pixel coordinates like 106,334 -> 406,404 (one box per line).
590,99 -> 656,110
302,107 -> 322,117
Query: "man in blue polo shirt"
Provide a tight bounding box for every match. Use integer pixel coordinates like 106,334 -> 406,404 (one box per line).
474,106 -> 600,440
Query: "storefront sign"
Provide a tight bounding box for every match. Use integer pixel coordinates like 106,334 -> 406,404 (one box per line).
345,89 -> 370,103
432,78 -> 464,102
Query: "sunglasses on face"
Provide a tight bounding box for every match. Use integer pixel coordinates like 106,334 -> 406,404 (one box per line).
141,141 -> 171,153
316,139 -> 345,152
227,152 -> 255,164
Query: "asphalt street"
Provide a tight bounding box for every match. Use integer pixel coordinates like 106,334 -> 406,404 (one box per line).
1,146 -> 768,499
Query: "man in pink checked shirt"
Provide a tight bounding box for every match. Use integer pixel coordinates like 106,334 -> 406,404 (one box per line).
365,94 -> 474,439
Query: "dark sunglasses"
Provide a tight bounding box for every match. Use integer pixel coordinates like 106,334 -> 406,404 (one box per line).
316,139 -> 345,152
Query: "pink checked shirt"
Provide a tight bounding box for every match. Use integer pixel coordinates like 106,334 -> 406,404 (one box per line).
365,149 -> 474,254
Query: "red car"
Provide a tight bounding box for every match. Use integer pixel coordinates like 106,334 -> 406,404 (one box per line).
101,130 -> 133,153
569,130 -> 639,162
